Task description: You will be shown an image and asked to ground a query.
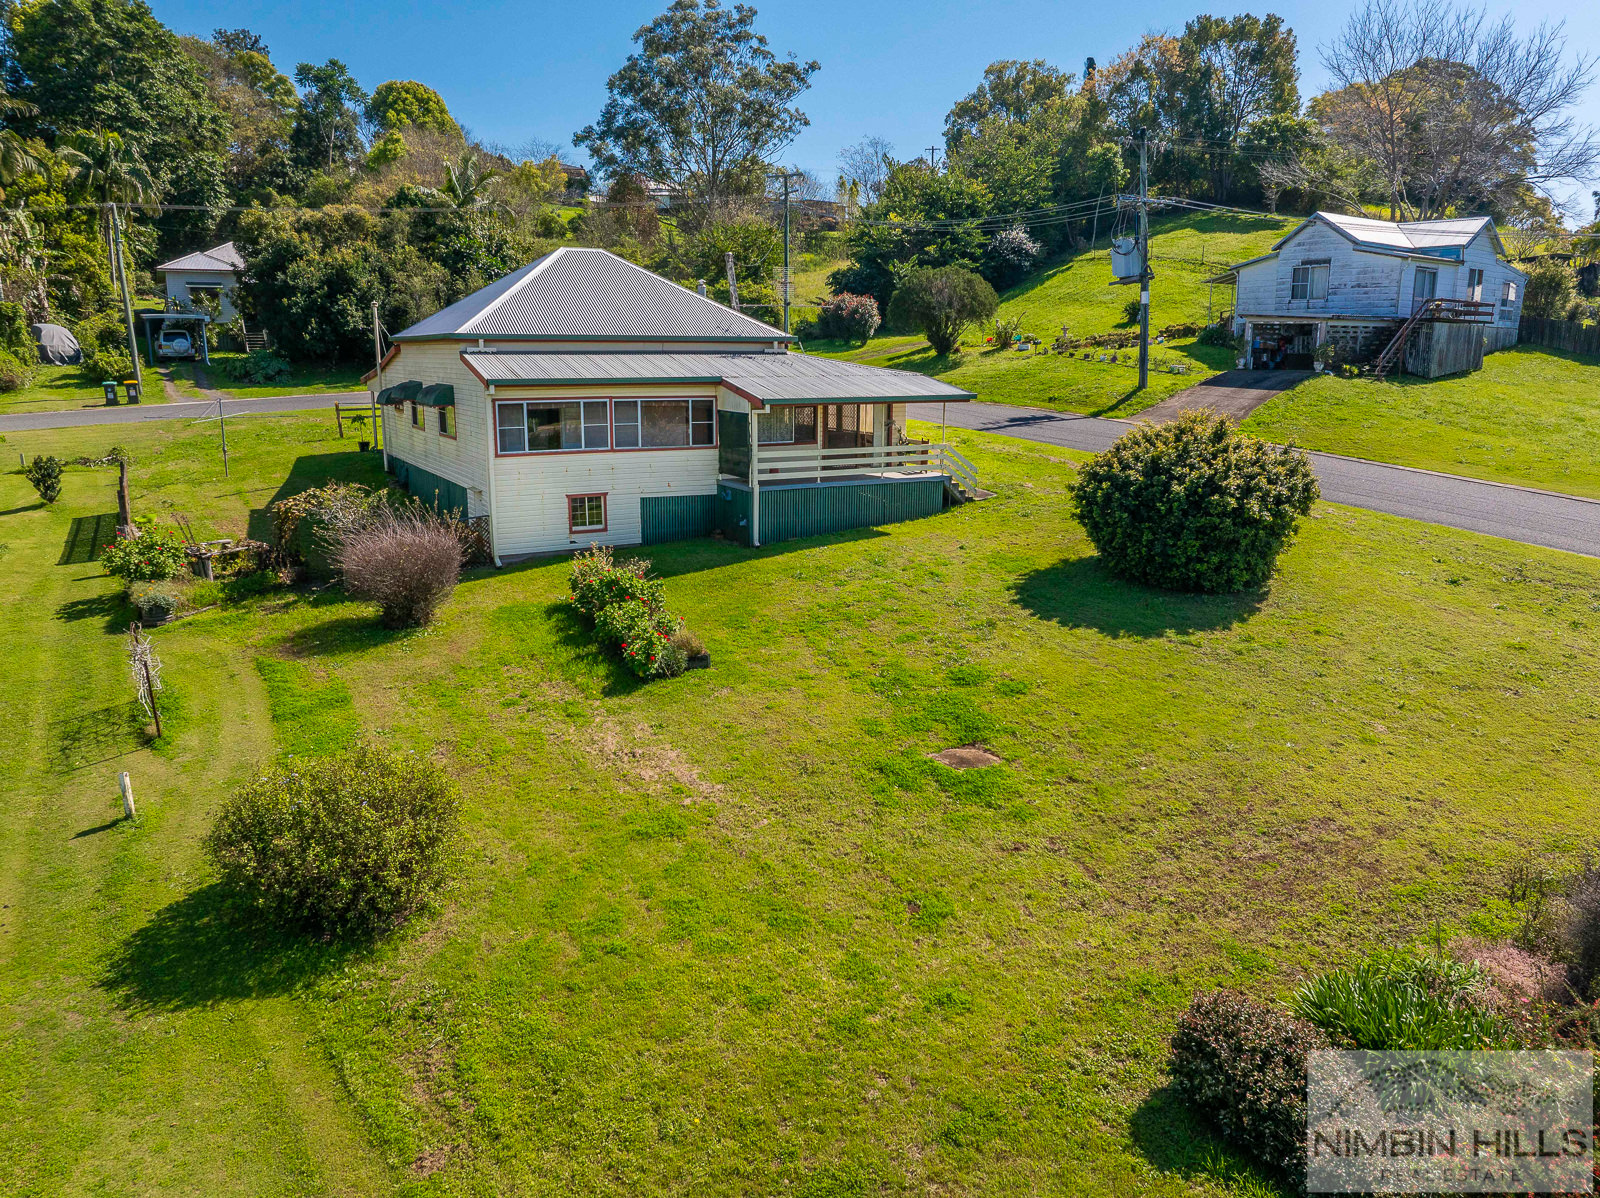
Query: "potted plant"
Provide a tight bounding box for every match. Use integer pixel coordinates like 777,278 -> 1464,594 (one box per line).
1313,342 -> 1337,373
350,412 -> 371,452
1232,331 -> 1250,369
130,581 -> 181,625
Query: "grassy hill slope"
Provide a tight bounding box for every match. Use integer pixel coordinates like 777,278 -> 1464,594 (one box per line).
805,210 -> 1296,418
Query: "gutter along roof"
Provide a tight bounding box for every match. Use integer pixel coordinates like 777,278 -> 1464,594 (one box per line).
459,350 -> 975,407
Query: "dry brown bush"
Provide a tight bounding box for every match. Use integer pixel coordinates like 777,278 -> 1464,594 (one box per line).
329,506 -> 465,627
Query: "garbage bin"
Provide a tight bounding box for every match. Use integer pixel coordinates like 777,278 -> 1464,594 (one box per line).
102,380 -> 119,405
123,379 -> 141,404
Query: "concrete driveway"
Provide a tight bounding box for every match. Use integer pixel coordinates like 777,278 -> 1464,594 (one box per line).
1136,368 -> 1313,423
911,399 -> 1600,558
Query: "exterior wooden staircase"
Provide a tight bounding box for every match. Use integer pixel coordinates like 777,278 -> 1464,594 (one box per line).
239,322 -> 269,352
1369,298 -> 1495,380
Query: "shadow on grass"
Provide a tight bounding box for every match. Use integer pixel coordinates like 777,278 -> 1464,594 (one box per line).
245,451 -> 393,548
59,512 -> 119,565
50,700 -> 145,772
280,611 -> 412,658
54,590 -> 130,633
103,883 -> 361,1012
542,600 -> 648,697
1012,556 -> 1265,637
1127,1083 -> 1289,1196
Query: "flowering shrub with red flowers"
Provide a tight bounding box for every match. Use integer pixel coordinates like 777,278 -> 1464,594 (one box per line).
594,598 -> 683,678
102,524 -> 189,582
568,544 -> 665,618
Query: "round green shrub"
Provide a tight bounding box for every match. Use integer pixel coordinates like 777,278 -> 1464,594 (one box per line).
22,454 -> 63,504
223,348 -> 292,384
1070,410 -> 1320,593
102,526 -> 189,582
205,743 -> 461,937
886,265 -> 997,355
1170,990 -> 1329,1182
568,544 -> 664,618
594,597 -> 680,677
815,292 -> 881,343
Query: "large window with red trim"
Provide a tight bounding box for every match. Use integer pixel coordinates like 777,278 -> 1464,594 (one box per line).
613,398 -> 715,448
497,400 -> 609,453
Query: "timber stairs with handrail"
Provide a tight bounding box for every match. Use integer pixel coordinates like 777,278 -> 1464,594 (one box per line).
1369,298 -> 1495,380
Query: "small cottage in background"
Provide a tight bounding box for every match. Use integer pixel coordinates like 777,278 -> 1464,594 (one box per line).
1215,212 -> 1526,378
365,246 -> 980,563
155,241 -> 244,319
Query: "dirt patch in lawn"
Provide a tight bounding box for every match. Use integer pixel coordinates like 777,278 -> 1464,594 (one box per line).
927,743 -> 1003,769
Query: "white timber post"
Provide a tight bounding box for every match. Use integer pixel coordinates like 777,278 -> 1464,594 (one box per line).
119,771 -> 136,820
484,383 -> 502,566
748,407 -> 760,548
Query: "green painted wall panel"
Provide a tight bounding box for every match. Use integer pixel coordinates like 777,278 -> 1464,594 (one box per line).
391,457 -> 469,516
640,494 -> 718,544
713,478 -> 944,547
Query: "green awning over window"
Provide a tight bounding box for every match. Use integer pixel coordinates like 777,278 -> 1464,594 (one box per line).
378,379 -> 422,406
418,383 -> 455,408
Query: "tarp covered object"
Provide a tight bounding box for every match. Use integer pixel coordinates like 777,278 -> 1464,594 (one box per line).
32,323 -> 83,365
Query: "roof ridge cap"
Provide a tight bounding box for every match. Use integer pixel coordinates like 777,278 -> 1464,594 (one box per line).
458,248 -> 568,335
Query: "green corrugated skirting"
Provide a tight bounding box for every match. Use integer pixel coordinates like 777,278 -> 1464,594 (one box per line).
640,494 -> 718,544
390,456 -> 469,515
714,477 -> 945,547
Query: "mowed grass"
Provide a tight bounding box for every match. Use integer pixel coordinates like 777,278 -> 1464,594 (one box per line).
0,364 -> 142,414
804,210 -> 1295,418
205,352 -> 368,400
1242,345 -> 1600,498
3,412 -> 1599,1194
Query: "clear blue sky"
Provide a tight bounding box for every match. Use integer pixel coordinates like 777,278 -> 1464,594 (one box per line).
149,0 -> 1600,220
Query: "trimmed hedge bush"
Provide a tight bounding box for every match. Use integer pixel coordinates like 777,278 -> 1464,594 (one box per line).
1070,409 -> 1320,593
22,454 -> 63,504
204,743 -> 460,937
1170,990 -> 1329,1183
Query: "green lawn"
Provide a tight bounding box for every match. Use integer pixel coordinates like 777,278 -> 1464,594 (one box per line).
3,412 -> 1598,1195
1242,346 -> 1600,499
0,364 -> 153,415
204,352 -> 368,400
804,210 -> 1294,418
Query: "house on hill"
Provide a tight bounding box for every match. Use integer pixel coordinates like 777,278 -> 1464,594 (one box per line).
365,246 -> 979,563
155,241 -> 244,320
1214,212 -> 1526,377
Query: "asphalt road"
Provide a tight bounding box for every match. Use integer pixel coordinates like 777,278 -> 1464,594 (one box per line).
910,400 -> 1600,558
0,391 -> 348,432
7,392 -> 1596,558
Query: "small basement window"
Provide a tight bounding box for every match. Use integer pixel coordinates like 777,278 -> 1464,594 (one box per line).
568,493 -> 606,534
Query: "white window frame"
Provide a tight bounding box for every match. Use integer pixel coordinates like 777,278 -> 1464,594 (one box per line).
495,399 -> 611,455
1467,268 -> 1484,302
567,493 -> 607,534
1290,263 -> 1329,303
612,398 -> 716,450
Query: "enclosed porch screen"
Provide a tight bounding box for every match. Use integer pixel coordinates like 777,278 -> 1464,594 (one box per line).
498,400 -> 610,453
614,398 -> 714,448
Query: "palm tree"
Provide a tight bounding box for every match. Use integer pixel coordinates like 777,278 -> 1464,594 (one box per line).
0,85 -> 42,190
442,149 -> 503,213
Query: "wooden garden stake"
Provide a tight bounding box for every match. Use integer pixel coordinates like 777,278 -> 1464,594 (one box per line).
119,771 -> 136,820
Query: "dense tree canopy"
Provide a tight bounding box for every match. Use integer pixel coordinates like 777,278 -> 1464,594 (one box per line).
367,80 -> 459,137
574,0 -> 818,203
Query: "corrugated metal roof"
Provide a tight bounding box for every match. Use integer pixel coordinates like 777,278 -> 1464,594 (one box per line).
1311,212 -> 1493,253
155,241 -> 244,273
460,349 -> 975,404
395,246 -> 790,343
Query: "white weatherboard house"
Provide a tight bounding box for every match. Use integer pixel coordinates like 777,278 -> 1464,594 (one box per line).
1221,212 -> 1526,375
155,241 -> 245,319
366,247 -> 979,563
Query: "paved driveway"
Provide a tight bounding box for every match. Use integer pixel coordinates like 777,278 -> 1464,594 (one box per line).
911,400 -> 1600,558
1136,368 -> 1313,423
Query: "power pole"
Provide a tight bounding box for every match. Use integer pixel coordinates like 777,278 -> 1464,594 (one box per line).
926,146 -> 940,172
724,251 -> 740,312
782,170 -> 792,333
109,204 -> 142,387
1136,128 -> 1151,392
